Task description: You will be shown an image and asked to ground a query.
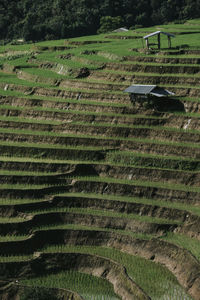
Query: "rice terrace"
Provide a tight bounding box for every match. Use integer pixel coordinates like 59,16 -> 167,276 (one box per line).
0,19 -> 200,300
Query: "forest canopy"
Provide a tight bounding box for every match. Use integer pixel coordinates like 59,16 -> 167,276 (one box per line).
1,0 -> 200,42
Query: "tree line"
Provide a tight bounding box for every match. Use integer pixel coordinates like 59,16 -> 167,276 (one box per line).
0,0 -> 200,42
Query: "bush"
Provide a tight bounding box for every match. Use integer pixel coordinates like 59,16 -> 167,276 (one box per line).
20,287 -> 58,300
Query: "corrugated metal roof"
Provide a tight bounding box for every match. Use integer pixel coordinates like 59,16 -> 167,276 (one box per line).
124,85 -> 175,97
151,88 -> 175,97
124,85 -> 157,94
143,31 -> 175,39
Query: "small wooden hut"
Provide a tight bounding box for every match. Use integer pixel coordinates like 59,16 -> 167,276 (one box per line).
143,31 -> 175,49
124,84 -> 175,108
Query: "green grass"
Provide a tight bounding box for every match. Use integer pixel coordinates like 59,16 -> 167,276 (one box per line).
58,192 -> 200,216
24,207 -> 181,225
21,270 -> 119,300
20,67 -> 73,80
0,115 -> 61,125
0,183 -> 50,189
1,127 -> 200,150
0,139 -> 108,151
105,150 -> 200,171
162,232 -> 200,261
0,235 -> 29,242
5,114 -> 200,135
70,176 -> 200,193
0,170 -> 62,176
0,71 -> 54,89
0,255 -> 33,262
42,245 -> 193,300
0,216 -> 26,223
0,198 -> 46,205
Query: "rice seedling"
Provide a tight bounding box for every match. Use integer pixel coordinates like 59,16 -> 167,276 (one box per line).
21,270 -> 120,300
42,245 -> 193,300
0,255 -> 33,262
0,235 -> 30,242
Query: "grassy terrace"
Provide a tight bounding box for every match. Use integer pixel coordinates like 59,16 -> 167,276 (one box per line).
55,192 -> 200,216
3,118 -> 200,137
1,127 -> 200,155
21,269 -> 120,300
68,176 -> 200,193
41,246 -> 193,300
1,19 -> 200,300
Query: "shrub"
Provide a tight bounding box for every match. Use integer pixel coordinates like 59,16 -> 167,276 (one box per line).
20,287 -> 58,300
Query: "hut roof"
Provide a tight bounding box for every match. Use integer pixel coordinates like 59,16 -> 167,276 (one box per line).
113,27 -> 129,33
143,31 -> 175,39
124,85 -> 175,97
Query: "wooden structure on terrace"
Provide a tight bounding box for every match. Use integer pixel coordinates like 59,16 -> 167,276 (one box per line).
124,84 -> 175,108
124,84 -> 174,98
143,31 -> 175,49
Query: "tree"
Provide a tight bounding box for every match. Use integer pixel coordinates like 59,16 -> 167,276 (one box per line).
97,16 -> 124,33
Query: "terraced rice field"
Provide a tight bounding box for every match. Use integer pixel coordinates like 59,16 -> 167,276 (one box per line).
0,20 -> 200,300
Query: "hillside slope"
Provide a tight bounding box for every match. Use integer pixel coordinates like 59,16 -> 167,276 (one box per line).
0,20 -> 200,300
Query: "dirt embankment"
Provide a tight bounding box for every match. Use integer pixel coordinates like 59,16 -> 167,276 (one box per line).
15,62 -> 200,94
59,79 -> 126,91
71,180 -> 200,205
0,283 -> 82,300
0,232 -> 199,300
3,96 -> 200,129
1,119 -> 200,145
0,185 -> 70,200
1,160 -> 200,187
0,213 -> 176,247
1,192 -> 199,239
0,95 -> 135,116
0,132 -> 200,159
0,82 -> 130,105
90,71 -> 200,98
105,62 -> 200,75
0,251 -> 150,300
0,195 -> 189,223
0,107 -> 166,127
0,143 -> 105,162
132,74 -> 200,86
124,55 -> 200,65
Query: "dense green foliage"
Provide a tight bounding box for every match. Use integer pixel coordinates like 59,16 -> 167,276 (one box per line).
1,0 -> 200,42
20,287 -> 58,300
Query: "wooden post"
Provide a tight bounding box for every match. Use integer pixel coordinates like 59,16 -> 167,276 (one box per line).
158,33 -> 160,49
168,36 -> 171,48
145,38 -> 149,49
